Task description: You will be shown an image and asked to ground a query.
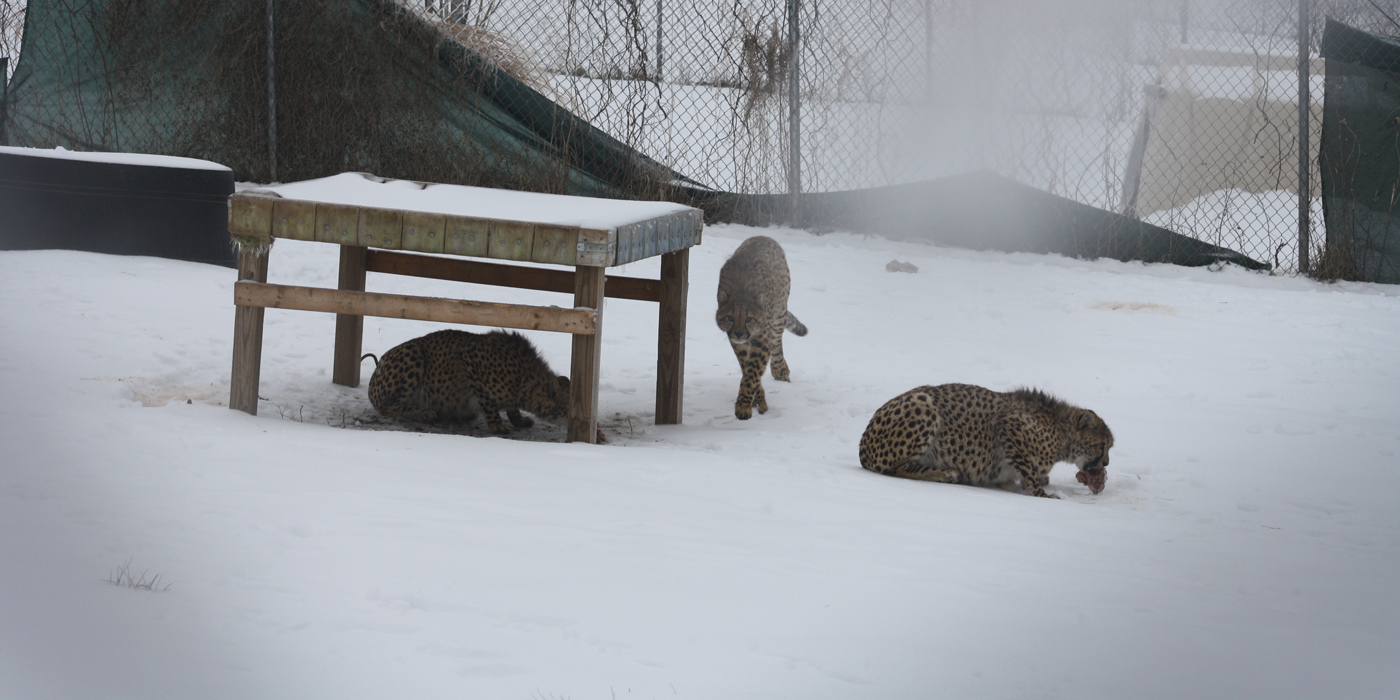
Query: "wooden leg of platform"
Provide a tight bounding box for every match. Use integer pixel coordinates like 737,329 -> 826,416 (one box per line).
333,245 -> 368,387
655,249 -> 688,425
230,248 -> 270,415
568,265 -> 606,443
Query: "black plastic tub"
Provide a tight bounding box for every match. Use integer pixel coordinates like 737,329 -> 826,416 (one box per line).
0,147 -> 236,267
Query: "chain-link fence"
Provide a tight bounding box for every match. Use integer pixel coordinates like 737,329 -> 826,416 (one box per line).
409,0 -> 1400,274
1,1 -> 23,148
1,1 -> 22,79
1118,0 -> 1398,275
0,2 -> 18,54
6,0 -> 1400,274
412,0 -> 1148,198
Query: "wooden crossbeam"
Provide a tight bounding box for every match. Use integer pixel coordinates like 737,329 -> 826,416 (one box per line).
234,281 -> 597,335
364,249 -> 661,302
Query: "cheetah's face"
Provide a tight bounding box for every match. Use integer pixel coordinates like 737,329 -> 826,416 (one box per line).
1070,410 -> 1114,495
716,292 -> 760,345
528,375 -> 571,421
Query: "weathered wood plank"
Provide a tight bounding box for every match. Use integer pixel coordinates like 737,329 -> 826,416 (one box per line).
402,211 -> 446,254
239,195 -> 700,264
316,203 -> 360,245
443,215 -> 490,256
272,199 -> 317,241
358,207 -> 402,249
228,195 -> 275,246
490,220 -> 534,262
532,224 -> 578,266
612,210 -> 703,264
655,249 -> 688,425
229,248 -> 270,415
568,265 -> 606,443
235,281 -> 597,335
576,228 -> 616,267
364,249 -> 661,302
332,245 -> 368,388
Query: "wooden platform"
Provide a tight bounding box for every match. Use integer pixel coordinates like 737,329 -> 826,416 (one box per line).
227,173 -> 702,443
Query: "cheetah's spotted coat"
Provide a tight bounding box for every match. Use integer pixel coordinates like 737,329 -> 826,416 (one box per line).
859,383 -> 1113,498
367,330 -> 569,435
715,236 -> 808,420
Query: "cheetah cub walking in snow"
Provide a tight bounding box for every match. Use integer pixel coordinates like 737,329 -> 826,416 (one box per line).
716,236 -> 808,420
859,383 -> 1113,498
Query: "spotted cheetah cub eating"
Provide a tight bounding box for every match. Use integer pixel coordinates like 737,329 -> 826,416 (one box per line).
859,383 -> 1113,498
366,330 -> 569,435
716,236 -> 808,420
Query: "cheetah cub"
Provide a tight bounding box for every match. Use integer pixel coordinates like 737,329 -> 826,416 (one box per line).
367,329 -> 570,435
716,236 -> 808,420
859,383 -> 1113,498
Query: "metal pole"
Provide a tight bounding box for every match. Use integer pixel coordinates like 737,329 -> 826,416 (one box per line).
0,57 -> 10,147
655,0 -> 663,81
1179,0 -> 1189,45
787,0 -> 802,226
1298,0 -> 1311,273
924,0 -> 933,103
266,0 -> 278,183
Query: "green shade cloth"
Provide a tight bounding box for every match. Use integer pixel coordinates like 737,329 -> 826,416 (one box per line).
3,0 -> 688,197
1320,19 -> 1400,283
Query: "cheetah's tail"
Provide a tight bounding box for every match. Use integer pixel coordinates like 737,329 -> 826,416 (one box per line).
360,353 -> 379,367
784,311 -> 808,337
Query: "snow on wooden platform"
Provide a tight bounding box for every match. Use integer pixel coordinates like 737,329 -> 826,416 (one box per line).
251,172 -> 693,231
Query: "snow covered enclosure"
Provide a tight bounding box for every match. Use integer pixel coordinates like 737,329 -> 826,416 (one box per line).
2,224 -> 1398,699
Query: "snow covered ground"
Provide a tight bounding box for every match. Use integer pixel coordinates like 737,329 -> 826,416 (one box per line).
2,224 -> 1399,700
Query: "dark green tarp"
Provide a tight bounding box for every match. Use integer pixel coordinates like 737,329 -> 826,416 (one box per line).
1319,19 -> 1400,283
2,0 -> 1265,270
3,0 -> 687,198
686,171 -> 1267,269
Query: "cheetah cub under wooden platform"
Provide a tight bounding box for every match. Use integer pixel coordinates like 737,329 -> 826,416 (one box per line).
859,383 -> 1113,498
366,329 -> 569,435
716,236 -> 808,420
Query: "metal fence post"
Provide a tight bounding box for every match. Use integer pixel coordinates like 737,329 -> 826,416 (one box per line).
924,0 -> 933,103
787,0 -> 802,226
1298,0 -> 1311,273
655,0 -> 663,81
266,0 -> 278,183
1179,0 -> 1189,45
0,56 -> 9,147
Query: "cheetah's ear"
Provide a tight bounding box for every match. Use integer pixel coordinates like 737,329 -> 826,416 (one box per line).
1076,410 -> 1098,430
556,375 -> 570,392
717,289 -> 728,304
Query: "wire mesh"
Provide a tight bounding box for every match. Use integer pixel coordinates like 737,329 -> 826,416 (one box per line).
1,1 -> 22,80
411,0 -> 1400,274
7,0 -> 1400,274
